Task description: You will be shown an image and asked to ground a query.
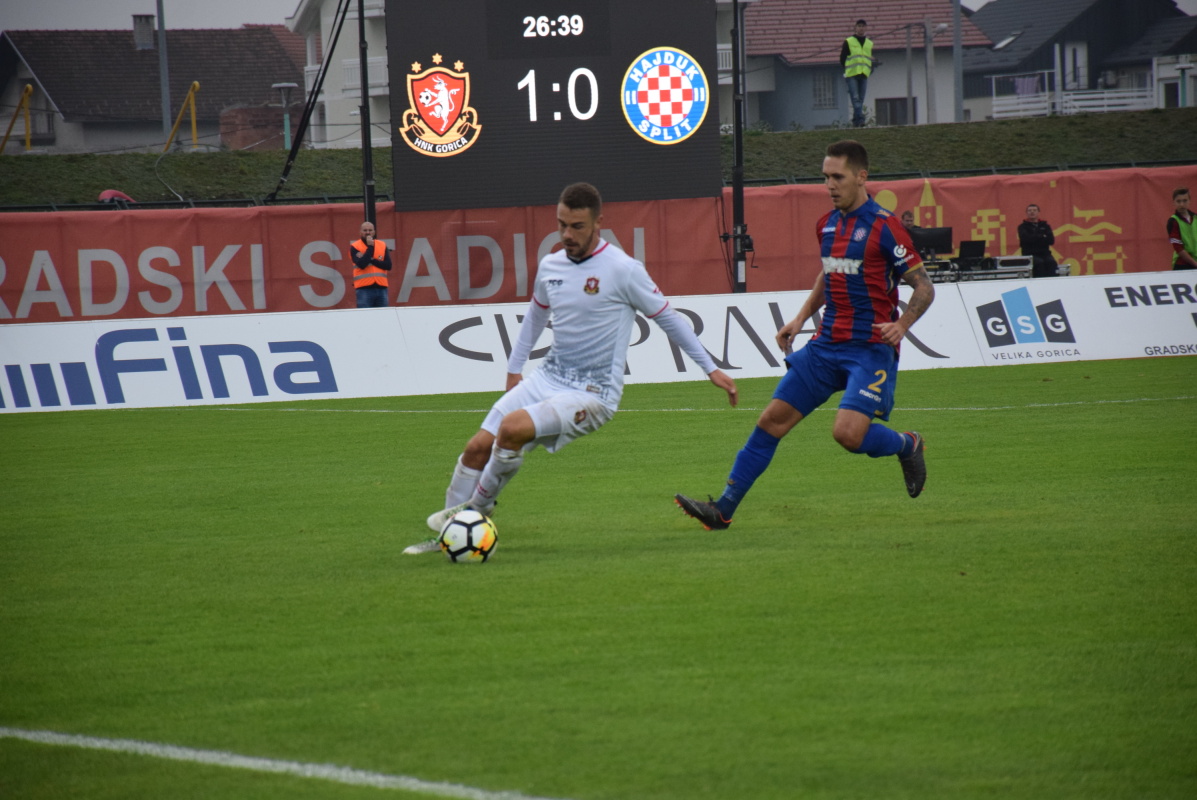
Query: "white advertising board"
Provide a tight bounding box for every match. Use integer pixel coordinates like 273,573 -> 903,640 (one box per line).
2,273 -> 1193,413
956,272 -> 1197,364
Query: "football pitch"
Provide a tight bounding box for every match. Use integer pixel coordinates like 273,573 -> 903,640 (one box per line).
2,356 -> 1194,800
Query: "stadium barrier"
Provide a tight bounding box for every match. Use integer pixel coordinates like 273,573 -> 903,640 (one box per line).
2,272 -> 1194,413
2,164 -> 1196,326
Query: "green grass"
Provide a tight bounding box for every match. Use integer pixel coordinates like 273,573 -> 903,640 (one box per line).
2,357 -> 1196,799
729,107 -> 1197,180
2,108 -> 1196,205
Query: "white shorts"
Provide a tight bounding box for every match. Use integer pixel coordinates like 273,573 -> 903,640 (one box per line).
481,369 -> 615,453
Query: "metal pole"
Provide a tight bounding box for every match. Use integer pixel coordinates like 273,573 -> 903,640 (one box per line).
905,25 -> 914,125
731,0 -> 747,293
952,0 -> 963,122
924,19 -> 937,125
156,0 -> 171,138
358,0 -> 376,224
1054,43 -> 1063,114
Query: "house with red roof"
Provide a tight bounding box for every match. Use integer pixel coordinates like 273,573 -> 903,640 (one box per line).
742,0 -> 992,129
0,15 -> 306,154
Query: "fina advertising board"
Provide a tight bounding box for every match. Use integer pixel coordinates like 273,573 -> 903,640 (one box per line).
3,277 -> 1194,413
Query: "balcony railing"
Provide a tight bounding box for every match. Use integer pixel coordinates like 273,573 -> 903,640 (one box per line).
304,64 -> 322,98
717,44 -> 733,72
991,69 -> 1155,119
1060,87 -> 1154,114
341,57 -> 389,99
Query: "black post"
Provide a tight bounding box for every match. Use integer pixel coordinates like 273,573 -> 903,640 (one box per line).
730,0 -> 749,293
358,0 -> 376,224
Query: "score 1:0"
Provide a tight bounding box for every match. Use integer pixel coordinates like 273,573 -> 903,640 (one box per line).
516,68 -> 599,121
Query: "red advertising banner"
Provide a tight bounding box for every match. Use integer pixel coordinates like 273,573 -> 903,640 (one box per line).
1,165 -> 1193,324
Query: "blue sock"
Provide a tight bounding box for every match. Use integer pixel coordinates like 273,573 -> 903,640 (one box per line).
716,426 -> 781,518
856,424 -> 908,458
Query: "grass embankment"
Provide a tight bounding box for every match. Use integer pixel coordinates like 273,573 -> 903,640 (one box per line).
1,107 -> 1195,206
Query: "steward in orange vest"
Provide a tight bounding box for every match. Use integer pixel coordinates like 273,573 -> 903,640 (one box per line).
351,221 -> 392,307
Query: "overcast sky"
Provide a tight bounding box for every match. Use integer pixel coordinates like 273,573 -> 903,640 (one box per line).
1,0 -> 1193,31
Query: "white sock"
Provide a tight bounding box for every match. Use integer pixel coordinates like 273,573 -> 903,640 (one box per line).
470,446 -> 523,514
445,455 -> 482,507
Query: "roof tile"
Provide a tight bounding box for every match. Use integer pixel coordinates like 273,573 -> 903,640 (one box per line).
745,0 -> 992,66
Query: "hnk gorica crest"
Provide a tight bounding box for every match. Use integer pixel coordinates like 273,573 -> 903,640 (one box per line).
400,55 -> 481,157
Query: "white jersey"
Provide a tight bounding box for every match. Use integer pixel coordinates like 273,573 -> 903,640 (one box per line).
507,239 -> 714,406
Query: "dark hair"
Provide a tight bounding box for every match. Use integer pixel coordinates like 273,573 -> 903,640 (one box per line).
1174,187 -> 1190,200
855,19 -> 867,26
826,139 -> 869,173
559,182 -> 602,215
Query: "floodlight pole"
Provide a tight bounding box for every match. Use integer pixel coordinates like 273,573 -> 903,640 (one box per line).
358,0 -> 376,224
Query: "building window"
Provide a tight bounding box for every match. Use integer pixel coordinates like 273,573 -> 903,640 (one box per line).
875,97 -> 915,126
813,71 -> 836,109
1163,81 -> 1180,108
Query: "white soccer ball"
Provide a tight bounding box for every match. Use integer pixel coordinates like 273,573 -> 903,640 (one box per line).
438,509 -> 498,564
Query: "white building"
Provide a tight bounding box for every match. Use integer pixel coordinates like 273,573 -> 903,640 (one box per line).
287,0 -> 390,149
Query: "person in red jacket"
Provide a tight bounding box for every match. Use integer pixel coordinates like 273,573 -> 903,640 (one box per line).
350,221 -> 392,307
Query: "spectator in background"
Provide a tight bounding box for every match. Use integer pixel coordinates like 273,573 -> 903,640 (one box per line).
1167,187 -> 1197,270
98,189 -> 135,204
840,19 -> 874,128
350,221 -> 392,307
1017,203 -> 1058,278
901,210 -> 920,231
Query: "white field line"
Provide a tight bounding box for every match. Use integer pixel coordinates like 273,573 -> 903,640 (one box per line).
209,395 -> 1194,414
0,727 -> 571,800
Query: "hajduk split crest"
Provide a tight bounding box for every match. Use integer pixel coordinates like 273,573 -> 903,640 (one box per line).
621,46 -> 709,145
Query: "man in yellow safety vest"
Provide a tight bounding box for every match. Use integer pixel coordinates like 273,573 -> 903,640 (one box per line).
1168,187 -> 1197,270
840,19 -> 874,128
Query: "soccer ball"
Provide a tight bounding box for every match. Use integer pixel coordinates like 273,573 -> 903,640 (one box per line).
438,509 -> 498,564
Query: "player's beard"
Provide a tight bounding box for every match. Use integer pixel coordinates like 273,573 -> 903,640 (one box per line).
562,229 -> 597,259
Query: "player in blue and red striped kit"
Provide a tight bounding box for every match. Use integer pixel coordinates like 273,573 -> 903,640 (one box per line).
676,140 -> 935,530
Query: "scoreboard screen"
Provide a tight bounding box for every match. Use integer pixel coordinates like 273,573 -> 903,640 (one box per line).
386,0 -> 720,211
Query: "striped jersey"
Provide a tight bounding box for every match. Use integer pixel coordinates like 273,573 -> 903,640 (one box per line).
814,195 -> 921,344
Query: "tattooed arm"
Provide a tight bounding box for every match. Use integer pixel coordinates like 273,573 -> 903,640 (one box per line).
874,266 -> 935,347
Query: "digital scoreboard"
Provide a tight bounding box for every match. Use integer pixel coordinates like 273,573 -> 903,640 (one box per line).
386,0 -> 720,211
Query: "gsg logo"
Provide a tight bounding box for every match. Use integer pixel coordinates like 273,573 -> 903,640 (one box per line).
976,287 -> 1075,347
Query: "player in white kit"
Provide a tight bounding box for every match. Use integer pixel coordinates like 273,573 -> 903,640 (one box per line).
405,183 -> 739,554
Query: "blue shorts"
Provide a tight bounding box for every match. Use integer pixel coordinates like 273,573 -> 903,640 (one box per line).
774,339 -> 899,421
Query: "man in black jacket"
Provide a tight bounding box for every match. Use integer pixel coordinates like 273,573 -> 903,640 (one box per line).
1017,204 -> 1058,278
